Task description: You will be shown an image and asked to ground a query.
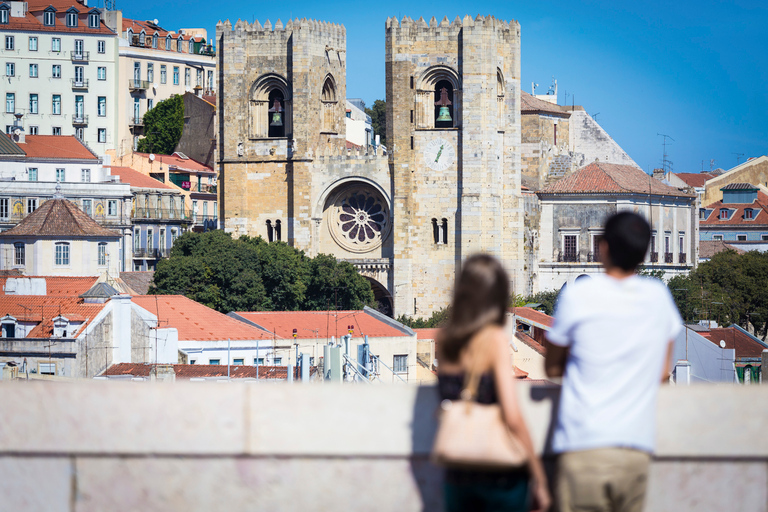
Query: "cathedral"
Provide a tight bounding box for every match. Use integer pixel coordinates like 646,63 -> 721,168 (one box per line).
216,15 -> 525,318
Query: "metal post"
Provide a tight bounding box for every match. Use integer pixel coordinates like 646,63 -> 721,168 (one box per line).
227,338 -> 230,380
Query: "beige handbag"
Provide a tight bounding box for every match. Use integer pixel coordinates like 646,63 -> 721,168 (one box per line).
431,363 -> 529,470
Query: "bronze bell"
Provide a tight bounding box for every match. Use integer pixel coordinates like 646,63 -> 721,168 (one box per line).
436,106 -> 452,122
269,97 -> 283,127
435,86 -> 452,122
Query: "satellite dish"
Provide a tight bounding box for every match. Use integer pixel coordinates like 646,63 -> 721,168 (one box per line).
152,83 -> 158,90
719,340 -> 726,348
149,153 -> 155,161
13,128 -> 21,135
153,18 -> 159,25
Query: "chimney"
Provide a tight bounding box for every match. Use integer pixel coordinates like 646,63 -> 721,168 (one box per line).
653,168 -> 665,181
674,360 -> 691,385
150,364 -> 176,382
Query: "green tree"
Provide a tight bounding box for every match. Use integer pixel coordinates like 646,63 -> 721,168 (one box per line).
149,230 -> 375,313
137,94 -> 184,154
522,290 -> 561,316
365,99 -> 386,147
397,307 -> 451,329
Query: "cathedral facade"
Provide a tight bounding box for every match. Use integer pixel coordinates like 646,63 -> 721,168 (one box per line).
216,15 -> 525,318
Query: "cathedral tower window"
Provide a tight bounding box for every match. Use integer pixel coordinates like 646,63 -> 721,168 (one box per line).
497,68 -> 505,128
434,80 -> 454,128
432,218 -> 448,244
414,65 -> 460,130
321,75 -> 337,134
268,90 -> 285,138
250,74 -> 290,139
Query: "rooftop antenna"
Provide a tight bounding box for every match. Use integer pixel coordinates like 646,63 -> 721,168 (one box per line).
732,152 -> 745,165
547,76 -> 557,96
592,112 -> 600,122
531,82 -> 539,95
710,159 -> 715,172
657,133 -> 674,173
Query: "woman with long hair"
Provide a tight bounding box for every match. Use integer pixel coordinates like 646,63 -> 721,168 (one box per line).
437,254 -> 550,511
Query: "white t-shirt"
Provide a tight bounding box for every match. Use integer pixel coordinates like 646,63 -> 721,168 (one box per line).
547,273 -> 682,454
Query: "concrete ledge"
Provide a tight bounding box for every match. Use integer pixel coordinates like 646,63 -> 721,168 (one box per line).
1,381 -> 767,511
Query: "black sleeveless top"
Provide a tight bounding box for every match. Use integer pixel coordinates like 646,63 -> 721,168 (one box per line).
437,372 -> 498,404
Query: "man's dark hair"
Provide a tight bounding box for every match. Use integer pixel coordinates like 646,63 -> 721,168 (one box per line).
602,212 -> 651,271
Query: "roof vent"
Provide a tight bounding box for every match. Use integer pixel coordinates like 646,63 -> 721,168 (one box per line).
173,151 -> 189,160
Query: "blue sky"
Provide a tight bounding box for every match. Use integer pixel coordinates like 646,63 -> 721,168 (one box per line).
121,0 -> 767,174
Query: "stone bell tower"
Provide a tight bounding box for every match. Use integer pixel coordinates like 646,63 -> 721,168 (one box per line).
386,15 -> 525,318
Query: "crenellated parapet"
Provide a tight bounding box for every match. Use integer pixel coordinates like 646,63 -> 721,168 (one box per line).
217,17 -> 346,51
385,14 -> 519,43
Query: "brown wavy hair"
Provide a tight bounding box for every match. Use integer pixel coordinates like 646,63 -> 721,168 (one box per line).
437,254 -> 510,363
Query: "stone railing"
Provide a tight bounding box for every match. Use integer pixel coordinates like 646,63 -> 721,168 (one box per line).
0,381 -> 766,511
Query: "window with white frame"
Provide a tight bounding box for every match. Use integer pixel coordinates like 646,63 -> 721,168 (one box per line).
81,169 -> 90,182
51,38 -> 60,52
14,242 -> 24,265
738,234 -> 747,241
160,65 -> 167,84
147,63 -> 153,83
66,11 -> 77,27
97,66 -> 105,80
209,359 -> 220,365
1,315 -> 16,338
173,66 -> 179,85
719,209 -> 729,220
107,199 -> 117,216
165,36 -> 171,50
29,63 -> 37,77
274,357 -> 282,365
5,62 -> 13,77
28,168 -> 37,181
0,198 -> 8,219
89,12 -> 98,28
678,232 -> 685,253
97,40 -> 105,53
52,127 -> 61,135
5,35 -> 13,50
28,37 -> 37,51
75,127 -> 84,139
159,228 -> 165,249
134,228 -> 140,251
43,10 -> 54,26
97,96 -> 106,116
52,94 -> 61,114
52,64 -> 61,78
81,199 -> 92,216
152,33 -> 157,48
184,67 -> 190,86
98,128 -> 106,143
188,40 -> 193,53
207,70 -> 213,89
177,38 -> 182,52
28,126 -> 37,135
745,209 -> 754,220
55,168 -> 65,182
55,242 -> 70,265
196,68 -> 202,86
146,228 -> 153,250
29,93 -> 37,114
97,242 -> 107,266
393,354 -> 408,374
5,93 -> 13,113
0,8 -> 8,24
171,228 -> 178,243
713,235 -> 723,241
74,39 -> 83,58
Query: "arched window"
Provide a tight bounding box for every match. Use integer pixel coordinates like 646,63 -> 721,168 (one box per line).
165,36 -> 171,50
432,218 -> 448,245
414,65 -> 460,129
434,80 -> 454,128
321,75 -> 337,134
266,220 -> 273,242
497,68 -> 505,128
249,74 -> 290,139
275,220 -> 281,241
152,33 -> 158,48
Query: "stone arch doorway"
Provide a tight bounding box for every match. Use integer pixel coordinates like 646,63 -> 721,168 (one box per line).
366,277 -> 393,318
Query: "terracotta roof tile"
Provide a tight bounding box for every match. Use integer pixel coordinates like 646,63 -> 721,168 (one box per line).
413,328 -> 441,340
673,173 -> 714,188
520,91 -> 570,116
701,191 -> 768,226
708,327 -> 767,358
107,166 -> 175,190
133,151 -> 213,173
514,307 -> 554,328
0,198 -> 120,237
6,1 -> 115,35
515,332 -> 546,356
104,363 -> 298,380
232,310 -> 409,340
0,294 -> 106,337
540,162 -> 695,198
698,240 -> 745,259
0,275 -> 97,296
119,271 -> 154,295
11,135 -> 98,160
132,295 -> 276,341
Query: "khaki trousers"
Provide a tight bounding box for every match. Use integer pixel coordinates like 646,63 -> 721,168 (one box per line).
555,448 -> 651,512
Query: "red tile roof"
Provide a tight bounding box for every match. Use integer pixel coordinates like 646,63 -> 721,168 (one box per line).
0,198 -> 120,237
133,152 -> 213,174
414,328 -> 441,341
5,1 -> 115,35
674,173 -> 714,188
131,295 -> 276,341
540,162 -> 694,198
514,307 -> 554,328
107,166 -> 175,190
515,331 -> 546,356
701,190 -> 768,226
104,363 -> 295,380
708,327 -> 767,358
0,276 -> 97,296
232,310 -> 410,340
520,91 -> 570,116
699,240 -> 745,259
0,295 -> 106,337
121,18 -> 206,43
12,135 -> 98,160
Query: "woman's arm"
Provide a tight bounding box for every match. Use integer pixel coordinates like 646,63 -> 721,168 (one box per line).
491,329 -> 550,511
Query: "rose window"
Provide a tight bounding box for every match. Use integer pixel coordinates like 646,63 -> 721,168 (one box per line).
328,185 -> 390,253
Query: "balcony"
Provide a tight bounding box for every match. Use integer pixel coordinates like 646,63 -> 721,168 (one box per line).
557,251 -> 580,263
650,251 -> 659,263
664,252 -> 674,264
198,45 -> 216,56
129,79 -> 150,91
679,253 -> 687,264
587,251 -> 600,263
129,116 -> 144,127
133,248 -> 159,259
72,114 -> 88,126
133,207 -> 192,223
71,79 -> 88,90
194,183 -> 217,194
70,51 -> 89,62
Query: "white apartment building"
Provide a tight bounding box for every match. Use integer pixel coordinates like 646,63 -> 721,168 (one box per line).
0,0 -> 118,155
103,13 -> 215,157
